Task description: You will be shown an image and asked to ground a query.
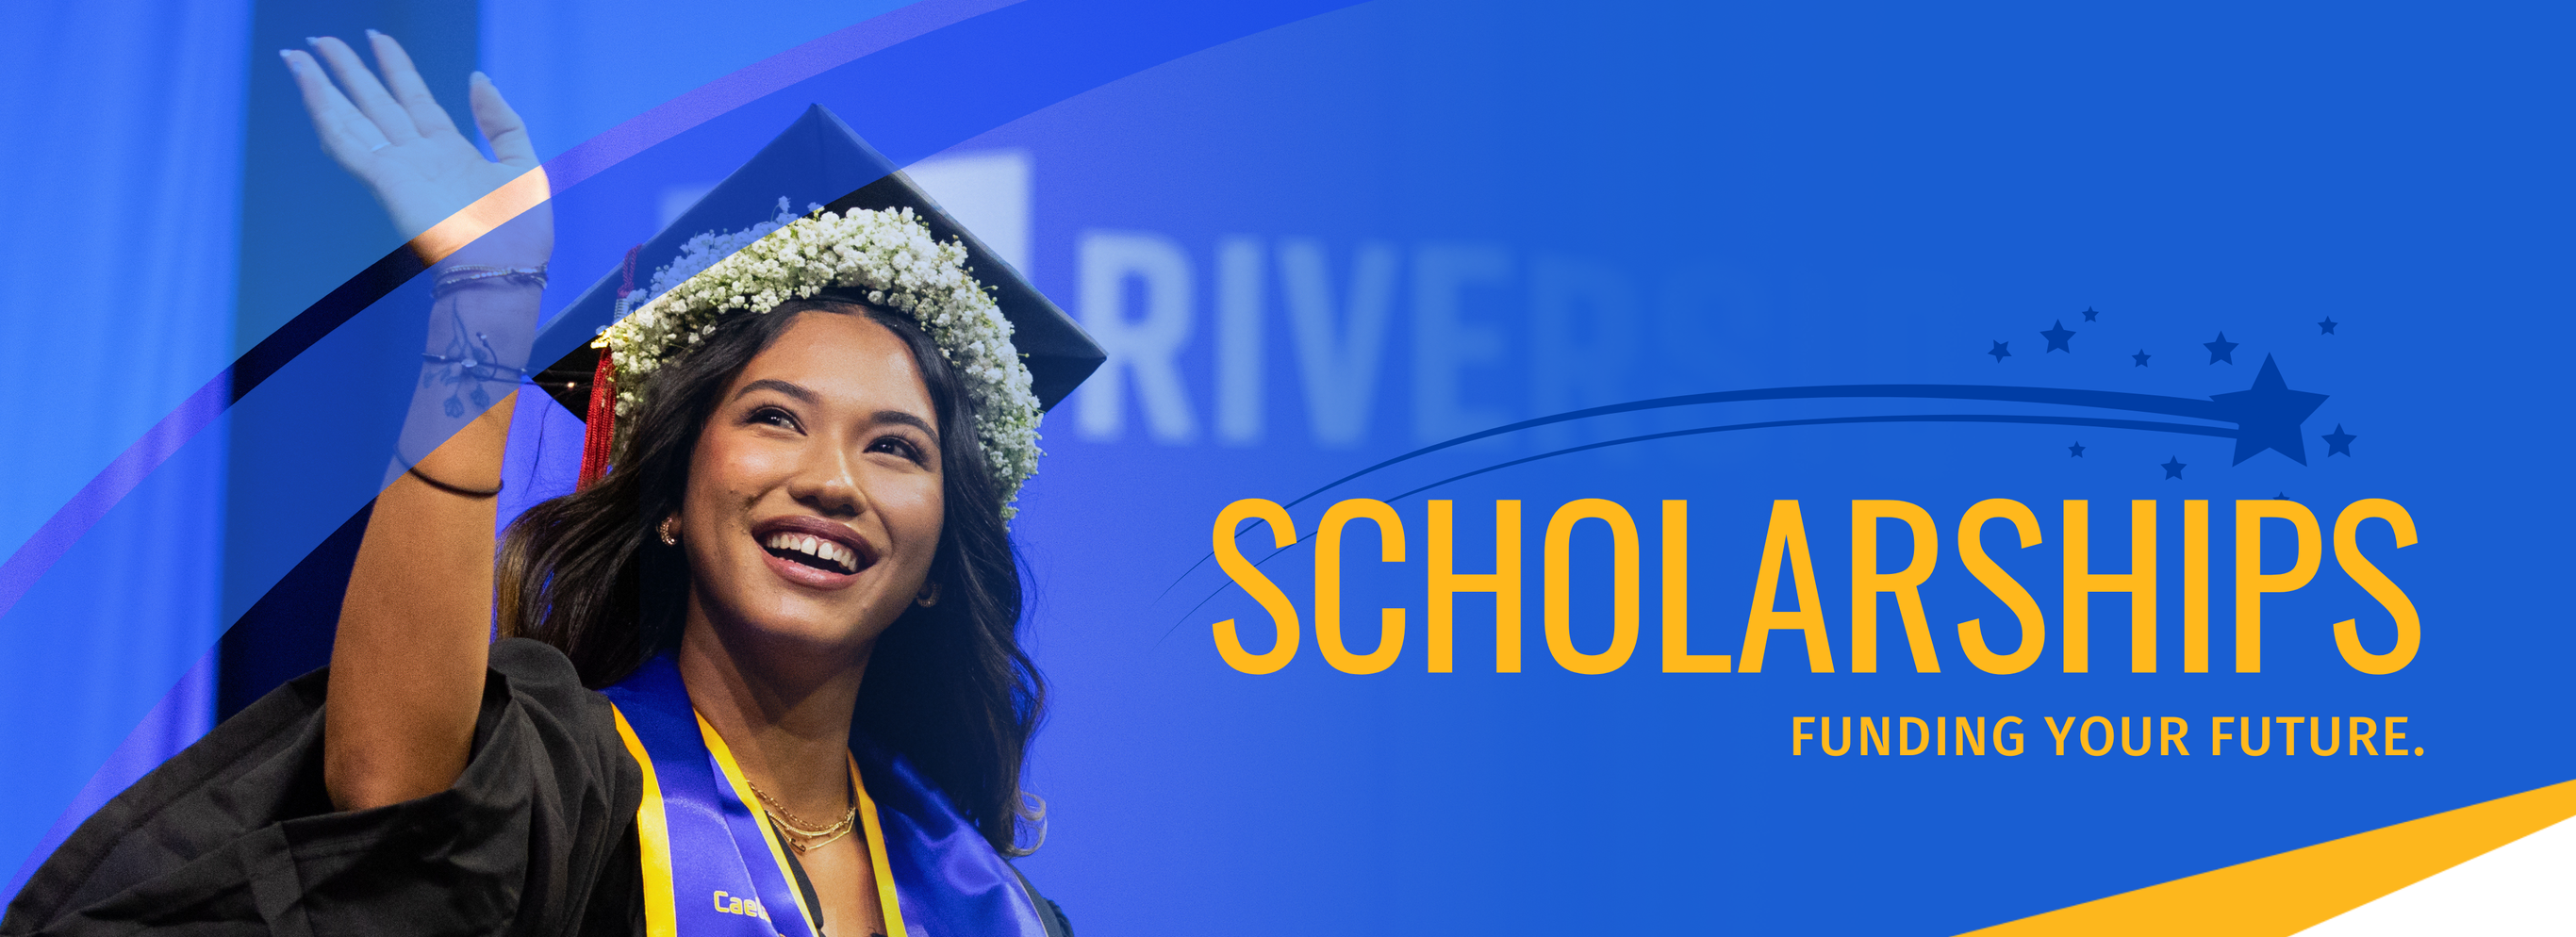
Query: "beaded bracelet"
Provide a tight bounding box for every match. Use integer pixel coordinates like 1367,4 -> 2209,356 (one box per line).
421,351 -> 531,385
432,263 -> 547,298
421,301 -> 532,417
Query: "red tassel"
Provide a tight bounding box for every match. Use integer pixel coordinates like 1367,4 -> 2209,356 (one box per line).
578,245 -> 643,490
577,350 -> 617,490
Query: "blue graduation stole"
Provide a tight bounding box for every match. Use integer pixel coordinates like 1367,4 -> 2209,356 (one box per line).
602,655 -> 1049,937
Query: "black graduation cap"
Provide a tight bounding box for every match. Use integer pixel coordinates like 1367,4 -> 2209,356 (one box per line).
537,104 -> 1101,413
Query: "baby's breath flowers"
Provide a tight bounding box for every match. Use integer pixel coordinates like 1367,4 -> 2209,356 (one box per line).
594,199 -> 1044,518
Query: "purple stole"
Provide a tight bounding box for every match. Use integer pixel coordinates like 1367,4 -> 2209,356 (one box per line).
602,655 -> 1049,937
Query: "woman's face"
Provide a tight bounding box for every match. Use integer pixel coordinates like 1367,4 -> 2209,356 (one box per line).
677,310 -> 946,658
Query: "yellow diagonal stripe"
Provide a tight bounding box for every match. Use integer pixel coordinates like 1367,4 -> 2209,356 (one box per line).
1959,778 -> 2576,936
406,166 -> 549,265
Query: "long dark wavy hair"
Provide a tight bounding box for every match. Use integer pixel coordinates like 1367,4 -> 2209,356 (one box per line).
497,296 -> 1043,854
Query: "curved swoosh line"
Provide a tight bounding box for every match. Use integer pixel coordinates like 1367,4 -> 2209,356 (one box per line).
1154,411 -> 2235,645
539,0 -> 1033,195
1148,383 -> 2233,603
1386,413 -> 2231,501
1285,384 -> 2224,511
0,0 -> 1360,624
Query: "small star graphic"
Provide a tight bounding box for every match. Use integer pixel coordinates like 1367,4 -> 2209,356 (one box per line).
1988,340 -> 2011,363
2040,320 -> 2076,353
2323,424 -> 2356,456
2275,492 -> 2290,501
2204,332 -> 2238,364
2132,349 -> 2152,367
2069,441 -> 2086,457
2209,355 -> 2331,465
2081,306 -> 2101,322
2319,317 -> 2338,335
2161,456 -> 2188,480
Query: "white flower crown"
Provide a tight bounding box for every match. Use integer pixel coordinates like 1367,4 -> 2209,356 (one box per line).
592,199 -> 1044,518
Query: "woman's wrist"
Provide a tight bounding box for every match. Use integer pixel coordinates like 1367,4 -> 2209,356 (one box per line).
401,394 -> 516,498
431,261 -> 547,300
423,286 -> 535,357
403,276 -> 539,468
430,233 -> 550,275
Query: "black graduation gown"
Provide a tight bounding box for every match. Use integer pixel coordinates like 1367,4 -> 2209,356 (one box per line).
2,639 -> 647,936
2,640 -> 1075,937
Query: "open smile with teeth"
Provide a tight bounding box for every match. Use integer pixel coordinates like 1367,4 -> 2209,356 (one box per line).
763,533 -> 863,575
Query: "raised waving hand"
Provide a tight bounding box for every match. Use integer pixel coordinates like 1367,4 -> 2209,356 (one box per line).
280,31 -> 549,262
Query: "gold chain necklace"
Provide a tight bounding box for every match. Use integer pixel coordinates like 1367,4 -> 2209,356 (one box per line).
746,779 -> 859,854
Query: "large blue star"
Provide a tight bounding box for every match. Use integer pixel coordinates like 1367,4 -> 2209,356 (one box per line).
2208,355 -> 2331,465
1988,340 -> 2011,363
2132,349 -> 2152,367
2204,332 -> 2238,364
2081,306 -> 2101,322
2324,424 -> 2356,456
2069,441 -> 2086,457
2161,456 -> 2188,479
2040,320 -> 2076,353
2319,317 -> 2338,336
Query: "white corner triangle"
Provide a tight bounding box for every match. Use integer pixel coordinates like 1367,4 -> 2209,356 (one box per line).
2295,815 -> 2576,936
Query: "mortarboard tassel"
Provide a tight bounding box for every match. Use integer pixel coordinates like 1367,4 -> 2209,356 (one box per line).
576,246 -> 641,490
576,351 -> 616,491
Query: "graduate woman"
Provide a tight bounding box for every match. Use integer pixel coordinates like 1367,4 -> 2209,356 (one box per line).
4,31 -> 1093,937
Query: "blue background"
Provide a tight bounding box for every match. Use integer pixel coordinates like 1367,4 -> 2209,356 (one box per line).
2,1 -> 2568,933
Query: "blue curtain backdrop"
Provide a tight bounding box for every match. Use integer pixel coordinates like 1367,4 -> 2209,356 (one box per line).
0,0 -> 248,895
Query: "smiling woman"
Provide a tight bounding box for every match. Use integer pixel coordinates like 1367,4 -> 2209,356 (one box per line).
2,29 -> 1096,937
500,296 -> 1027,937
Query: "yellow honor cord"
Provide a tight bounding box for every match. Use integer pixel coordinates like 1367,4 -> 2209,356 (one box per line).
608,705 -> 679,937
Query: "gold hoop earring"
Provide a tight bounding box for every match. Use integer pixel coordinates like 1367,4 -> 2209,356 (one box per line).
658,517 -> 679,546
915,582 -> 942,608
